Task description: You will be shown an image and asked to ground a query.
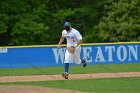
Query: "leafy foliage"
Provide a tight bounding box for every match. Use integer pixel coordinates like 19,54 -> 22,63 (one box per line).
96,0 -> 140,42
0,0 -> 139,45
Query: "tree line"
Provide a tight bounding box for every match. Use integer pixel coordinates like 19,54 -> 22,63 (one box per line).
0,0 -> 139,46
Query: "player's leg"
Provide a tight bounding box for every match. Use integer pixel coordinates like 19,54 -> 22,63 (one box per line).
73,46 -> 81,64
62,50 -> 73,79
74,46 -> 87,67
82,57 -> 87,67
64,50 -> 72,73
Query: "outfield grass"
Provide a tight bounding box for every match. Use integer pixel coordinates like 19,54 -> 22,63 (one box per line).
0,63 -> 140,93
0,63 -> 140,76
0,77 -> 140,93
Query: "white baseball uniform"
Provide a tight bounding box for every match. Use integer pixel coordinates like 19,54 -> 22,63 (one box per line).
62,28 -> 83,64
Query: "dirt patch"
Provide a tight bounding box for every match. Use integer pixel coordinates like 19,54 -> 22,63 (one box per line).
0,72 -> 140,93
0,72 -> 140,83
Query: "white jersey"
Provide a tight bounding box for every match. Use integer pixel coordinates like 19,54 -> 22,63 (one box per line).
62,28 -> 83,47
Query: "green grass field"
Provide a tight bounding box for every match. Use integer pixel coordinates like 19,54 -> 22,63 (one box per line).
0,63 -> 140,93
0,77 -> 140,93
0,63 -> 140,76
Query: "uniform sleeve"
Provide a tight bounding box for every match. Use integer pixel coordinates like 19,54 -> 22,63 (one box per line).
62,31 -> 65,38
74,31 -> 83,40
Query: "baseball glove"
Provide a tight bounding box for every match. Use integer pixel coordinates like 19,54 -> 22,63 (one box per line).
67,46 -> 76,53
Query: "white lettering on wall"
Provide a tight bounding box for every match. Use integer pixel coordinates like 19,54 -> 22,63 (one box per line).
0,48 -> 8,53
82,47 -> 92,63
52,44 -> 139,64
105,46 -> 115,62
95,46 -> 105,62
52,48 -> 65,64
117,45 -> 127,61
128,45 -> 138,61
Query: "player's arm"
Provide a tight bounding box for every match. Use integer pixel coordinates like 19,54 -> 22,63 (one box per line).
57,36 -> 64,49
76,39 -> 83,46
74,31 -> 83,47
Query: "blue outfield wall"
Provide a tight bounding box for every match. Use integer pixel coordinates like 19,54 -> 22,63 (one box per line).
0,42 -> 140,68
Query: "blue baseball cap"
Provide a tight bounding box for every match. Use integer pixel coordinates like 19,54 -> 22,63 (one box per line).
64,22 -> 71,27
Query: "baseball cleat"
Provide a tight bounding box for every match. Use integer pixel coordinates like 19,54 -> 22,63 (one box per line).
62,72 -> 68,79
82,58 -> 87,67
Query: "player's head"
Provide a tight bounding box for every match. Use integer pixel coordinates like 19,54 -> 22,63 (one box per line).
64,22 -> 71,31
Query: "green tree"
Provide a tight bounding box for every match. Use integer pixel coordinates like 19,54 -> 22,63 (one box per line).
0,0 -> 29,45
2,0 -> 138,45
0,0 -> 50,45
9,3 -> 50,45
51,0 -> 105,43
11,19 -> 49,45
96,0 -> 140,42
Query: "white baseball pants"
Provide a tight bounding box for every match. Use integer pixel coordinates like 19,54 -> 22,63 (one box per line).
64,46 -> 81,64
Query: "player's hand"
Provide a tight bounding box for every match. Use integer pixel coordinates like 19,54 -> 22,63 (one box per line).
57,44 -> 61,49
74,43 -> 78,47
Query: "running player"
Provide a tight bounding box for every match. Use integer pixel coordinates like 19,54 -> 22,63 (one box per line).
57,22 -> 87,79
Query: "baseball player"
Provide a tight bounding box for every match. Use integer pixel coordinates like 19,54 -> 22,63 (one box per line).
57,22 -> 87,79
